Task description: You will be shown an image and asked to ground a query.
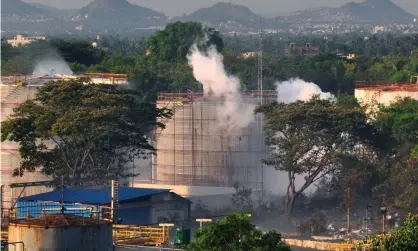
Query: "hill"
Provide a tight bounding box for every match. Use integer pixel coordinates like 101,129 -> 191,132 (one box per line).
172,2 -> 273,32
1,0 -> 67,32
26,2 -> 78,20
276,0 -> 414,24
2,0 -> 54,21
70,0 -> 167,30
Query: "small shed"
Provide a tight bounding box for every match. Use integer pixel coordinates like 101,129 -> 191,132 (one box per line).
18,187 -> 191,226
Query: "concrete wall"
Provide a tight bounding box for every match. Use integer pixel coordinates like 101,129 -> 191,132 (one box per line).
8,224 -> 113,251
355,88 -> 418,109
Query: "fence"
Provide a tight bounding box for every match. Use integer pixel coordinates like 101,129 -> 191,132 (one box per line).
113,225 -> 169,246
3,202 -> 112,226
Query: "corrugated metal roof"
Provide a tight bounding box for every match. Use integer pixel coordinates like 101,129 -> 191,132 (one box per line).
18,187 -> 170,205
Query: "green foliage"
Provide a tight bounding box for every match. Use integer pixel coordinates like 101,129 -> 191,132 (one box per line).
296,212 -> 327,236
146,21 -> 224,63
231,183 -> 253,211
358,214 -> 418,251
50,39 -> 105,66
256,97 -> 387,216
371,98 -> 418,209
186,213 -> 291,251
0,79 -> 170,184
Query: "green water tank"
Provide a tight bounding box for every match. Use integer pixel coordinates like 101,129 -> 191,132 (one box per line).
175,228 -> 191,246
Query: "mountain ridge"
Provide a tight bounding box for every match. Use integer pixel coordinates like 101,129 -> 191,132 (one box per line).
71,0 -> 167,29
278,0 -> 415,23
172,2 -> 273,31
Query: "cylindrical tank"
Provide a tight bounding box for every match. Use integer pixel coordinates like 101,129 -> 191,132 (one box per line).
1,85 -> 52,209
8,215 -> 113,251
153,94 -> 271,189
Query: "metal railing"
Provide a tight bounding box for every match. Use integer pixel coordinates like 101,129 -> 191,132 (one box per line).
157,90 -> 278,101
114,225 -> 168,246
3,202 -> 112,226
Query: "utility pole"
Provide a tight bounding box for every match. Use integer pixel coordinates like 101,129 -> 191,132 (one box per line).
258,18 -> 264,105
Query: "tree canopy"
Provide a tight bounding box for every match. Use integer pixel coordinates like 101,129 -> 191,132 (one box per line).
1,79 -> 170,184
358,214 -> 418,251
372,98 -> 418,210
256,97 -> 388,217
146,21 -> 224,63
186,213 -> 291,251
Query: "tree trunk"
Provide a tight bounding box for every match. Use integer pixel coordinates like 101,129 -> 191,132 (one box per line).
347,207 -> 350,234
285,192 -> 298,221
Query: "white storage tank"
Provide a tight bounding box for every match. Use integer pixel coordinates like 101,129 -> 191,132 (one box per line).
8,214 -> 113,251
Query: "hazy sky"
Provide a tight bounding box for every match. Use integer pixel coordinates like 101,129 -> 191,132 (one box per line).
23,0 -> 418,17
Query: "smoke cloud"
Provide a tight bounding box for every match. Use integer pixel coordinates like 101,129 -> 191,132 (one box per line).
33,58 -> 73,76
187,45 -> 254,131
276,78 -> 334,103
264,78 -> 335,196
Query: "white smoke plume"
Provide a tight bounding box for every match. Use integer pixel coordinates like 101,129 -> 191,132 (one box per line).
276,78 -> 334,103
32,58 -> 73,76
187,45 -> 254,131
264,78 -> 335,196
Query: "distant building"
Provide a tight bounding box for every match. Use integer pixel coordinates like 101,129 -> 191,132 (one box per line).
355,80 -> 418,113
336,53 -> 356,60
285,43 -> 319,56
239,52 -> 260,58
373,25 -> 385,34
7,34 -> 45,47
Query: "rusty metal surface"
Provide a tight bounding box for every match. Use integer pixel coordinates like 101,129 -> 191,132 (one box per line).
8,222 -> 113,251
9,214 -> 111,228
356,81 -> 418,92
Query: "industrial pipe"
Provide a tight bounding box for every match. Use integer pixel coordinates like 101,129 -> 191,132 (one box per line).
0,185 -> 3,225
6,241 -> 25,251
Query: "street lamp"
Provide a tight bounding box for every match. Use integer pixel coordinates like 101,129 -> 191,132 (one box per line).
159,223 -> 175,247
380,206 -> 388,233
196,218 -> 212,228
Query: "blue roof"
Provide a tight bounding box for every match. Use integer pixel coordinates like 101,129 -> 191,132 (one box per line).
18,187 -> 170,205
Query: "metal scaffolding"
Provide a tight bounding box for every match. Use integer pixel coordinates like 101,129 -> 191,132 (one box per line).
152,91 -> 276,190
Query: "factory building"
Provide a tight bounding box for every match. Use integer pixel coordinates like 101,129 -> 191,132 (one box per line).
0,73 -> 129,210
355,80 -> 418,110
17,186 -> 191,226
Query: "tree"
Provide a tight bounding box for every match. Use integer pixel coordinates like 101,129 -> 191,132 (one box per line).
296,212 -> 327,236
231,182 -> 253,212
340,165 -> 364,231
146,21 -> 224,62
373,98 -> 418,210
1,79 -> 170,184
186,213 -> 291,251
358,214 -> 418,251
256,97 -> 385,217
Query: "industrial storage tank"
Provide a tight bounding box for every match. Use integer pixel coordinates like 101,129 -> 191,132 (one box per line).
152,91 -> 276,190
1,75 -> 131,208
7,213 -> 113,251
355,81 -> 418,108
1,85 -> 52,209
